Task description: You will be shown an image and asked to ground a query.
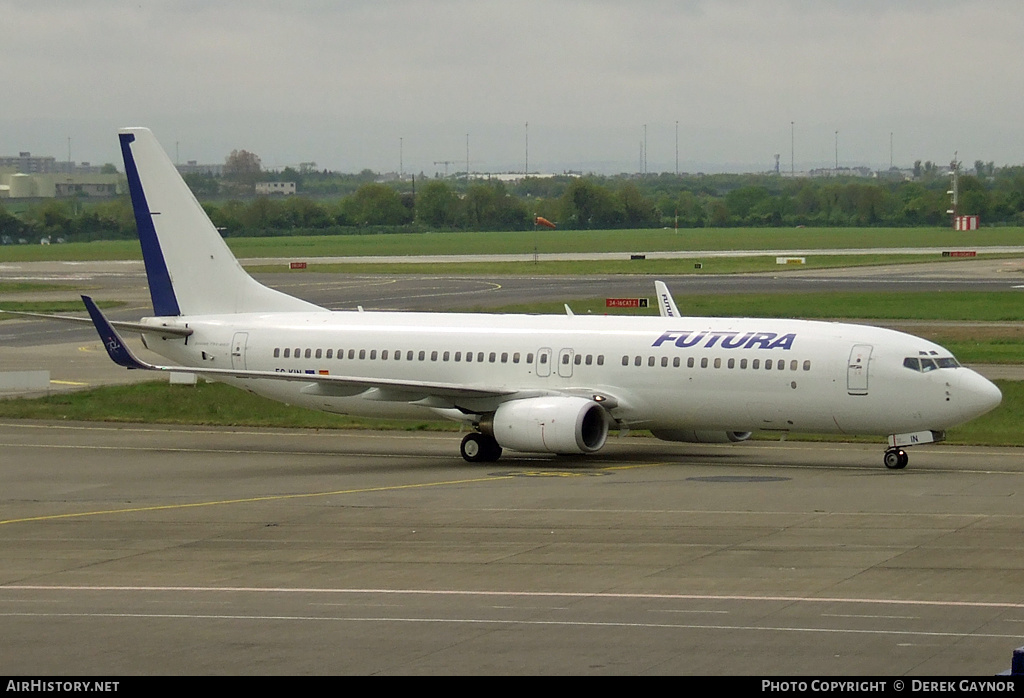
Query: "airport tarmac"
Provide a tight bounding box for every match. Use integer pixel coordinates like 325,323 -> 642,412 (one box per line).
1,255 -> 1023,675
1,422 -> 1023,675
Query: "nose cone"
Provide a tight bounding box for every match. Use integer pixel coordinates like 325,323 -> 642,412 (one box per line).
955,370 -> 1002,422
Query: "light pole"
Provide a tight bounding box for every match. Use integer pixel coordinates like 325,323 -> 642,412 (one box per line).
790,121 -> 794,176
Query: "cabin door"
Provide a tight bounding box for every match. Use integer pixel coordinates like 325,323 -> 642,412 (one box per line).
231,332 -> 249,370
847,344 -> 872,395
557,348 -> 575,378
536,347 -> 552,377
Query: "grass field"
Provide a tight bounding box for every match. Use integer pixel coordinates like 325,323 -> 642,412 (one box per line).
0,300 -> 123,316
2,226 -> 1024,263
0,379 -> 1018,447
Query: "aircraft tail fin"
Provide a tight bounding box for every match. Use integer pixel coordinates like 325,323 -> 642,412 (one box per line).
118,127 -> 324,316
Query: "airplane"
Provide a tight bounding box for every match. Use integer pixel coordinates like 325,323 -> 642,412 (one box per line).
22,128 -> 1005,469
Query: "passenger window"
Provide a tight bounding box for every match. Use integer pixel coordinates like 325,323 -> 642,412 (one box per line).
443,351 -> 450,361
687,357 -> 694,368
431,351 -> 438,361
381,350 -> 388,360
501,353 -> 508,363
585,355 -> 592,365
513,352 -> 520,363
407,351 -> 414,361
305,349 -> 312,359
274,348 -> 281,358
740,358 -> 747,369
418,351 -> 426,361
700,357 -> 708,368
622,355 -> 629,366
369,350 -> 377,360
326,349 -> 333,359
714,358 -> 721,369
673,357 -> 680,368
634,356 -> 642,367
562,354 -> 570,365
455,352 -> 462,361
661,356 -> 668,367
315,349 -> 322,359
294,347 -> 300,357
803,360 -> 811,371
574,354 -> 582,365
526,353 -> 534,363
282,348 -> 289,358
752,359 -> 760,369
359,349 -> 366,360
727,358 -> 735,369
597,355 -> 604,366
477,352 -> 484,362
539,354 -> 548,364
489,352 -> 496,362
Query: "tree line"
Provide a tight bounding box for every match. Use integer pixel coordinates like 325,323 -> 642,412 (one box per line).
5,165 -> 1024,243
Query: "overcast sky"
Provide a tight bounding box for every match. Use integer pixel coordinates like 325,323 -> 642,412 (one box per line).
3,1 -> 1022,175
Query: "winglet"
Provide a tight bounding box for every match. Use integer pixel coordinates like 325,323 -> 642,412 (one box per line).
81,296 -> 153,370
654,280 -> 680,318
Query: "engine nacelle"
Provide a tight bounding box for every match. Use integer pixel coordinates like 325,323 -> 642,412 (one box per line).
650,429 -> 753,444
486,396 -> 610,454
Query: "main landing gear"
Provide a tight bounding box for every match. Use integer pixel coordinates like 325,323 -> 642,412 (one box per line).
461,432 -> 503,463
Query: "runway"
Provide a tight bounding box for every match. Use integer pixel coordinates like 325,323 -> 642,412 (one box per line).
2,421 -> 1024,675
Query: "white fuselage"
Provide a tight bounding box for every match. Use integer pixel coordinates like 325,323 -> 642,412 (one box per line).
141,310 -> 998,437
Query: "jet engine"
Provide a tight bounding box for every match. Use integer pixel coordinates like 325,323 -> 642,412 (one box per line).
650,429 -> 753,444
484,396 -> 610,454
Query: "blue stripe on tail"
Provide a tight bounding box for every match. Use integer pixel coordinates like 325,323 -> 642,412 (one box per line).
119,132 -> 181,317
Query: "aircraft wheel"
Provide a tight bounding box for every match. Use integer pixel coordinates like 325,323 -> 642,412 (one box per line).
461,433 -> 502,463
884,448 -> 908,470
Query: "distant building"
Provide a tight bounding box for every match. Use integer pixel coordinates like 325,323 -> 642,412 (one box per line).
0,172 -> 123,199
176,161 -> 224,176
0,151 -> 112,176
807,166 -> 874,178
0,152 -> 58,174
255,181 -> 296,196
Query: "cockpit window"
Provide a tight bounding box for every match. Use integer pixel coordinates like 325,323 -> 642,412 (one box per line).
904,355 -> 960,372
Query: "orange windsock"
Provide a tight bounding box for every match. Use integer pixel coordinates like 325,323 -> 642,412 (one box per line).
535,216 -> 556,229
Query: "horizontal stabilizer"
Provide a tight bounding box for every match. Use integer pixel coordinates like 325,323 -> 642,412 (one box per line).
0,308 -> 192,339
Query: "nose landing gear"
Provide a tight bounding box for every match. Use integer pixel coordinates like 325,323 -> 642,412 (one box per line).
883,430 -> 945,470
883,448 -> 909,470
